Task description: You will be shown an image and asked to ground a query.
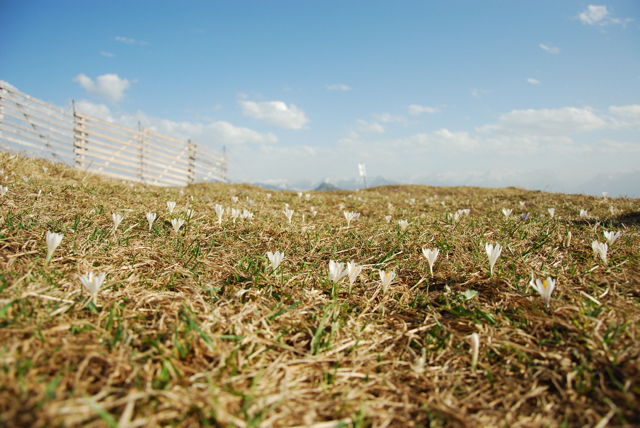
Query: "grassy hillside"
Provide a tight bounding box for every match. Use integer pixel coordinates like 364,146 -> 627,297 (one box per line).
0,151 -> 639,427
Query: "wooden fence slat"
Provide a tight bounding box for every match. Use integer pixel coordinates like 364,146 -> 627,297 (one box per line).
2,127 -> 74,155
1,84 -> 72,116
77,121 -> 139,143
0,101 -> 74,130
75,112 -> 139,134
74,147 -> 143,168
1,118 -> 75,145
190,139 -> 225,158
0,134 -> 74,163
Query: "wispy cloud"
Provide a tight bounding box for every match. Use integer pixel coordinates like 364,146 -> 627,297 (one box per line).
73,73 -> 133,103
577,5 -> 633,27
477,106 -> 608,137
374,113 -> 407,124
539,43 -> 560,54
608,104 -> 640,128
356,119 -> 385,133
325,84 -> 351,91
240,100 -> 310,129
408,104 -> 441,115
115,36 -> 148,45
527,78 -> 540,85
471,88 -> 490,99
100,51 -> 115,58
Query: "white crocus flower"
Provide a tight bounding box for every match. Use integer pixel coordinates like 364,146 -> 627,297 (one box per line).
232,196 -> 238,203
171,218 -> 185,233
0,185 -> 8,196
530,275 -> 556,308
79,271 -> 106,305
305,193 -> 311,201
385,215 -> 392,223
602,191 -> 608,199
501,208 -> 512,218
344,210 -> 357,227
564,231 -> 572,248
167,201 -> 176,214
112,213 -> 124,231
548,208 -> 555,218
603,230 -> 621,247
297,191 -> 302,198
284,208 -> 294,224
231,208 -> 241,223
267,251 -> 284,271
328,260 -> 348,284
470,333 -> 480,371
266,193 -> 272,199
398,219 -> 409,232
422,248 -> 440,275
215,204 -> 224,225
186,208 -> 195,219
241,209 -> 253,220
591,240 -> 608,265
146,213 -> 156,230
580,209 -> 588,218
45,231 -> 64,263
485,243 -> 502,277
379,270 -> 396,293
609,206 -> 615,215
519,201 -> 525,207
346,262 -> 362,294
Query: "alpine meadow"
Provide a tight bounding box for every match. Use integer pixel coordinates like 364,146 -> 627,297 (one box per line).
1,151 -> 639,427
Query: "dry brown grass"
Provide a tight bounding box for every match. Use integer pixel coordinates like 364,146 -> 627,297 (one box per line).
0,151 -> 639,428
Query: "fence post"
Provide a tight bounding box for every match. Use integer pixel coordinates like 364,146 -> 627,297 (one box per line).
73,106 -> 87,170
187,139 -> 196,185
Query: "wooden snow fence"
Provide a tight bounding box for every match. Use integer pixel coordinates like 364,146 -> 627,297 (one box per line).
0,81 -> 228,186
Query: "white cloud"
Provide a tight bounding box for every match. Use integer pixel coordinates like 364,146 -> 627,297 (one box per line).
73,100 -> 277,146
578,5 -> 610,25
477,107 -> 608,137
356,119 -> 385,134
115,36 -> 148,45
74,100 -> 114,121
539,43 -> 560,54
471,88 -> 490,99
577,5 -> 632,26
374,113 -> 407,124
408,104 -> 441,115
240,100 -> 310,129
115,36 -> 135,44
527,78 -> 540,85
325,84 -> 351,91
595,139 -> 640,154
609,104 -> 640,128
100,51 -> 115,57
396,129 -> 478,152
73,73 -> 132,103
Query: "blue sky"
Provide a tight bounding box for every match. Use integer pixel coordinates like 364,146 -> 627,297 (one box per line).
1,1 -> 639,195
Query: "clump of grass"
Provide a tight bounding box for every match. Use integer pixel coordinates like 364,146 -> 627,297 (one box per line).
0,150 -> 639,427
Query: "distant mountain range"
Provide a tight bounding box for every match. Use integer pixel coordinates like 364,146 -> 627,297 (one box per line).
236,169 -> 639,198
240,175 -> 399,192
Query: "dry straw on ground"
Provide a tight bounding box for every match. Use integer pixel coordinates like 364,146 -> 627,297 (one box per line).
0,151 -> 639,427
